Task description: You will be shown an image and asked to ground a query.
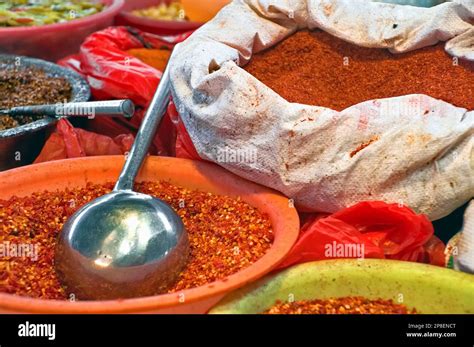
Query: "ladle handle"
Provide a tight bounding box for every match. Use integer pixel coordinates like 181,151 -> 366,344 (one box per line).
4,100 -> 135,118
114,66 -> 171,191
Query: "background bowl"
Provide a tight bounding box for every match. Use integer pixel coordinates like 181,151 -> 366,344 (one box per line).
0,55 -> 91,172
0,156 -> 299,313
210,259 -> 474,314
180,0 -> 231,23
117,0 -> 202,35
0,0 -> 124,61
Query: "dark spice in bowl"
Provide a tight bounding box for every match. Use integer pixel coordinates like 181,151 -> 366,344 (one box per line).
264,297 -> 417,314
0,67 -> 72,131
0,181 -> 274,300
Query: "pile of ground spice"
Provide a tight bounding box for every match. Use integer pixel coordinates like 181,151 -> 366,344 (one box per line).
0,182 -> 273,300
264,297 -> 417,314
0,67 -> 72,131
127,48 -> 172,72
244,30 -> 474,111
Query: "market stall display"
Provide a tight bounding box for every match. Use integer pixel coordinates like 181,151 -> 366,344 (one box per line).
0,54 -> 90,171
0,0 -> 472,318
210,260 -> 474,314
0,156 -> 299,313
0,0 -> 124,61
169,0 -> 473,221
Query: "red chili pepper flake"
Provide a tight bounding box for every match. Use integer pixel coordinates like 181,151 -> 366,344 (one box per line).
245,30 -> 473,111
264,297 -> 417,314
0,182 -> 274,300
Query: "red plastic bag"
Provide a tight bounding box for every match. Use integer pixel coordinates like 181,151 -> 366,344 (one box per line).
278,201 -> 437,269
57,27 -> 193,156
168,101 -> 201,160
35,119 -> 134,163
61,27 -> 192,104
419,235 -> 446,267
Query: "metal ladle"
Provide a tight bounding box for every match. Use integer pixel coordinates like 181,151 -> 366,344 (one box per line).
55,64 -> 190,300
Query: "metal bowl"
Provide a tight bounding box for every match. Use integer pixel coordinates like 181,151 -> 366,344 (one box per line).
0,55 -> 90,171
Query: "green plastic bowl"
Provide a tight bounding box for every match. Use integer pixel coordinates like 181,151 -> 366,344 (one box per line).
209,259 -> 474,314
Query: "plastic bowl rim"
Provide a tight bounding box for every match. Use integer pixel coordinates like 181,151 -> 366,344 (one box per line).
0,0 -> 125,33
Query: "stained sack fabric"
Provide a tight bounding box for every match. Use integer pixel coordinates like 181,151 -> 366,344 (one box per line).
456,200 -> 474,273
169,0 -> 474,220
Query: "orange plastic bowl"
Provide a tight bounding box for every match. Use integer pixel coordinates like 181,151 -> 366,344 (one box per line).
0,156 -> 299,313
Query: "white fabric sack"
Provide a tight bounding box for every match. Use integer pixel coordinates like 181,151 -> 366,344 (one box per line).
170,0 -> 474,220
456,200 -> 474,273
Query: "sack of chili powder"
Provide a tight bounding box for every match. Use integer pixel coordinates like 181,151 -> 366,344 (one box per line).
55,26 -> 193,157
168,0 -> 473,221
278,201 -> 446,269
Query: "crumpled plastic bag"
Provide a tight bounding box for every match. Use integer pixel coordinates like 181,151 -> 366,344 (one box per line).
168,101 -> 202,160
58,26 -> 192,156
455,200 -> 474,273
277,201 -> 444,269
35,119 -> 134,163
169,0 -> 474,220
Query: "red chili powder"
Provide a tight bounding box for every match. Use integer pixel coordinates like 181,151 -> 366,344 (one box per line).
244,30 -> 473,111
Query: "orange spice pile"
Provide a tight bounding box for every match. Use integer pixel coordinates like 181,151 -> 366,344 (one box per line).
127,48 -> 171,72
0,182 -> 273,299
245,30 -> 474,110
